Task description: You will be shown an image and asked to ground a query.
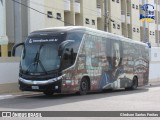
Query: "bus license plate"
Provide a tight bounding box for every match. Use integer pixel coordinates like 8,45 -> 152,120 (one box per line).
32,86 -> 39,90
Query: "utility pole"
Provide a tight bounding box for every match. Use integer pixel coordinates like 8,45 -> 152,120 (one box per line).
104,0 -> 108,32
143,0 -> 147,43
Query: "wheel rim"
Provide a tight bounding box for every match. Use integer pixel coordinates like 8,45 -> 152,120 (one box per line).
81,81 -> 87,91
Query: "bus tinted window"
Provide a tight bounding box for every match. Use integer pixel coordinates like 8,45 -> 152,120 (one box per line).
60,32 -> 84,70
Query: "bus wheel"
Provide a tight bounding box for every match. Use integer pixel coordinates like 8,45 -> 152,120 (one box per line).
79,77 -> 89,95
125,77 -> 138,90
131,77 -> 138,90
43,91 -> 54,96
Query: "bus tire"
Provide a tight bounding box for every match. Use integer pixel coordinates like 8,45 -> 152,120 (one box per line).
131,76 -> 138,90
125,77 -> 138,90
43,91 -> 54,96
79,77 -> 89,95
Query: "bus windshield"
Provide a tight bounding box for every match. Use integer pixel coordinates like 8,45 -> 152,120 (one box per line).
20,31 -> 84,74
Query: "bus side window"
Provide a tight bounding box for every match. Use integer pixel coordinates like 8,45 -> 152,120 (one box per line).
61,32 -> 84,70
105,38 -> 112,70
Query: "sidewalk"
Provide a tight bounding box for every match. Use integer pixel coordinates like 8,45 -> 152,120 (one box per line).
0,83 -> 20,94
148,81 -> 160,87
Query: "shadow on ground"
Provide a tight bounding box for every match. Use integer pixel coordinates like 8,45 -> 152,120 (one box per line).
0,87 -> 150,110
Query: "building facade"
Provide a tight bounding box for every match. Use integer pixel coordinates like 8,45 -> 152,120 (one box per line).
0,0 -> 160,57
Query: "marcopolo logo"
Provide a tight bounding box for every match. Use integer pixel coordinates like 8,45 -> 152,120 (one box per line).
140,4 -> 155,22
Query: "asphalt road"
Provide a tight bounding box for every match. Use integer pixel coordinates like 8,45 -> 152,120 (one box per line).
0,86 -> 160,120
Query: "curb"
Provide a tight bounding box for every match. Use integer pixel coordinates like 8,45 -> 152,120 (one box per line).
149,81 -> 160,86
0,83 -> 20,94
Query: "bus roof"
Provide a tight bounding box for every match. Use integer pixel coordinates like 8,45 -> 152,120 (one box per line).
31,26 -> 147,47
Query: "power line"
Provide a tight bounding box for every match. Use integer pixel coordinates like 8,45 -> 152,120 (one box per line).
11,0 -> 74,26
22,0 -> 157,29
11,0 -> 143,41
24,0 -> 100,17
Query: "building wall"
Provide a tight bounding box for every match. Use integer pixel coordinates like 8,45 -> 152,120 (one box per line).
97,0 -> 104,31
28,0 -> 45,33
130,0 -> 140,41
82,0 -> 97,29
75,0 -> 83,26
64,0 -> 75,26
1,0 -> 160,57
6,0 -> 15,43
109,0 -> 122,35
44,0 -> 64,27
149,47 -> 160,84
148,0 -> 156,46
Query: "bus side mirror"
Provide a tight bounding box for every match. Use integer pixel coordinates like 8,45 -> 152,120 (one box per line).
12,42 -> 24,56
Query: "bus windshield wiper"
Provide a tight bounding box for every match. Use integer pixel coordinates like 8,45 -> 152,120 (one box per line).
26,44 -> 48,74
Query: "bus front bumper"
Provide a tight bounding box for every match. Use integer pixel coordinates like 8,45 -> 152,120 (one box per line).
19,75 -> 64,85
18,76 -> 64,92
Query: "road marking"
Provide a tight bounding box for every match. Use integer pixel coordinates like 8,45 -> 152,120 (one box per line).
0,94 -> 25,100
0,95 -> 15,100
0,93 -> 42,100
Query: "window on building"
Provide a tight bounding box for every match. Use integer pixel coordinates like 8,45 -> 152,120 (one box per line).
127,12 -> 130,16
117,24 -> 120,29
113,23 -> 116,28
85,18 -> 90,24
112,0 -> 115,2
116,0 -> 119,3
132,4 -> 135,9
153,32 -> 155,35
97,4 -> 101,8
136,5 -> 139,9
137,28 -> 139,33
150,31 -> 152,35
47,11 -> 53,18
133,28 -> 136,32
92,20 -> 95,25
57,13 -> 62,20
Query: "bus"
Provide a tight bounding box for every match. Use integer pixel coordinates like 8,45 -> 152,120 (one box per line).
12,26 -> 149,95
